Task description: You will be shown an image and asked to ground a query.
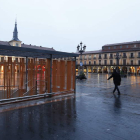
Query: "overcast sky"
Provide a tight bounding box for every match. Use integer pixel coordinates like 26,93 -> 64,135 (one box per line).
0,0 -> 140,52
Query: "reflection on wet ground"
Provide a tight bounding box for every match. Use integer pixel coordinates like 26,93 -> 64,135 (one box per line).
0,73 -> 140,140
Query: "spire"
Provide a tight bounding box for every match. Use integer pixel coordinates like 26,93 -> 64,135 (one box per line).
12,20 -> 20,41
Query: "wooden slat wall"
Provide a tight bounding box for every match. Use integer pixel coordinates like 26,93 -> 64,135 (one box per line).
13,60 -> 16,88
39,59 -> 43,94
60,60 -> 65,91
1,57 -> 76,100
67,61 -> 72,91
72,61 -> 76,90
19,58 -> 25,97
56,61 -> 60,91
46,59 -> 51,93
52,60 -> 57,92
28,59 -> 34,95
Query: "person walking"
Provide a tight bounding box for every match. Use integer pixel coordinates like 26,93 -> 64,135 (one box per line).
107,69 -> 121,95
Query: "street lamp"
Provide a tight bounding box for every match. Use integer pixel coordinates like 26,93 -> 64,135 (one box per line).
114,52 -> 121,72
77,42 -> 86,67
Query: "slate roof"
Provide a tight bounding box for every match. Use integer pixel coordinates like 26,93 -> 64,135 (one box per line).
79,47 -> 140,54
0,41 -> 55,51
103,41 -> 140,47
82,50 -> 102,54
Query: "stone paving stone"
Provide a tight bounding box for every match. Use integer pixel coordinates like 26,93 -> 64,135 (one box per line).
0,73 -> 140,140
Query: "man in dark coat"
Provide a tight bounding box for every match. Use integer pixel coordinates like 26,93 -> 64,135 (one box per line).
107,69 -> 121,95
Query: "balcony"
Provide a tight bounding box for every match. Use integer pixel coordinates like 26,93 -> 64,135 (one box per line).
104,57 -> 107,59
137,56 -> 140,58
122,56 -> 127,58
88,58 -> 91,60
129,56 -> 134,58
84,58 -> 87,60
109,56 -> 113,59
98,57 -> 102,59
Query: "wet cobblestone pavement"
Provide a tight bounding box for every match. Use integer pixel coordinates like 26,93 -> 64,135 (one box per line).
0,73 -> 140,140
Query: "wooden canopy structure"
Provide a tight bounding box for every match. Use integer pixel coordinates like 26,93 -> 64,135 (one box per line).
0,45 -> 79,100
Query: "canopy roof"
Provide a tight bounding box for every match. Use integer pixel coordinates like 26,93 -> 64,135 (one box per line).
0,45 -> 79,58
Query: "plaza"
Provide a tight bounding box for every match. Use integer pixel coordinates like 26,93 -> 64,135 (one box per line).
0,73 -> 140,140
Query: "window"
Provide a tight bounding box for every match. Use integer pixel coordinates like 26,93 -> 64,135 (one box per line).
84,55 -> 87,59
138,60 -> 140,65
130,53 -> 133,58
138,52 -> 140,57
1,57 -> 4,62
126,45 -> 128,48
104,60 -> 107,65
16,43 -> 19,46
88,55 -> 91,59
108,47 -> 110,49
114,46 -> 116,49
110,54 -> 113,58
84,61 -> 86,65
99,60 -> 101,65
104,54 -> 107,59
123,59 -> 126,65
120,46 -> 122,48
94,61 -> 96,65
131,60 -> 133,65
99,54 -> 101,59
123,53 -> 126,58
134,45 -> 136,48
89,61 -> 91,65
94,54 -> 96,59
110,60 -> 113,65
15,58 -> 18,63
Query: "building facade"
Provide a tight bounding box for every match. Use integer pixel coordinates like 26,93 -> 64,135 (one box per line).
76,41 -> 140,74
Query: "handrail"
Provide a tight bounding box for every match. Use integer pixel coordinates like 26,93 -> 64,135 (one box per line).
23,85 -> 37,96
25,78 -> 36,84
0,85 -> 19,87
10,87 -> 19,97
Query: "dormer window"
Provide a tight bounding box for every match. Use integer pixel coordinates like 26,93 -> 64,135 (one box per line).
16,43 -> 19,46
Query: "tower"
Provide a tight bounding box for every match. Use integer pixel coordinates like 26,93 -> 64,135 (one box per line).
9,21 -> 22,47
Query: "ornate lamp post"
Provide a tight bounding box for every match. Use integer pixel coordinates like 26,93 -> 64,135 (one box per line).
77,42 -> 87,79
114,52 -> 121,72
77,42 -> 86,70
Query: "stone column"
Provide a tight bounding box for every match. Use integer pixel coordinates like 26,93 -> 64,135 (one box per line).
108,67 -> 110,74
135,66 -> 137,75
91,66 -> 93,73
78,66 -> 80,75
86,67 -> 88,74
127,66 -> 129,75
102,67 -> 104,74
